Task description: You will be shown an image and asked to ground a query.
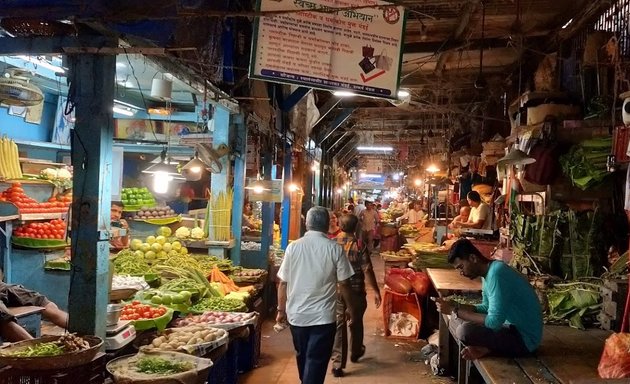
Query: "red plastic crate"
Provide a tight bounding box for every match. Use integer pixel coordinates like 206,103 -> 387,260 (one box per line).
382,289 -> 422,341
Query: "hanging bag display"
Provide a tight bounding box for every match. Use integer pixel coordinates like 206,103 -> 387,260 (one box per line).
374,50 -> 393,71
359,57 -> 375,74
362,45 -> 374,58
524,117 -> 561,185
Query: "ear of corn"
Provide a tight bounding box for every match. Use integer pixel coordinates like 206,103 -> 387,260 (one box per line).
206,188 -> 233,242
0,136 -> 22,180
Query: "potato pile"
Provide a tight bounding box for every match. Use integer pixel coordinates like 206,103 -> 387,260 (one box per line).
149,325 -> 226,351
134,206 -> 176,220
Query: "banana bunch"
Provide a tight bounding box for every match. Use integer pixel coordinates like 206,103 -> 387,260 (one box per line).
0,136 -> 22,180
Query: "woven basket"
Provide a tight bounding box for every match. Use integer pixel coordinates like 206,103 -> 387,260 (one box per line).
0,335 -> 103,370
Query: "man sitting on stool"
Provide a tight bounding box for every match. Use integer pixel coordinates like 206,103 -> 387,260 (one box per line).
434,239 -> 542,359
0,269 -> 69,341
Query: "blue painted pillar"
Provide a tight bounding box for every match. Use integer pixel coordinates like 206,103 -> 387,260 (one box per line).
280,144 -> 292,249
260,150 -> 274,264
67,49 -> 115,338
208,106 -> 231,258
230,114 -> 247,266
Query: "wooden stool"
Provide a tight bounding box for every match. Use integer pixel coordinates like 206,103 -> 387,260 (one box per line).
5,306 -> 45,340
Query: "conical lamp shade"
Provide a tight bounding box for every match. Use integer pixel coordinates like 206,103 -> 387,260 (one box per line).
497,149 -> 536,166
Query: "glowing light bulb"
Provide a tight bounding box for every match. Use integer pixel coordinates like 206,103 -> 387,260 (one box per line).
253,185 -> 265,194
414,179 -> 422,186
288,184 -> 299,192
336,188 -> 343,194
189,166 -> 202,174
153,171 -> 172,194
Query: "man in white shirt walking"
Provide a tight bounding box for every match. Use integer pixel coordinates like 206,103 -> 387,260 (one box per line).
277,206 -> 356,384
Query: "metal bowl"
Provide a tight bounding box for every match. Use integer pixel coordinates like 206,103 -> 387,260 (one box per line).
106,304 -> 123,326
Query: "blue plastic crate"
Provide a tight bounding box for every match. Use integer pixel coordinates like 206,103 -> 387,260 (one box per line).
207,339 -> 239,384
237,322 -> 261,373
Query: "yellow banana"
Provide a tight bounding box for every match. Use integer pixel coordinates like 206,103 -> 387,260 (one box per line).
10,139 -> 22,179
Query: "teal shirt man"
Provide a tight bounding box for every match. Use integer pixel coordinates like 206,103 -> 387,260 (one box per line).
475,261 -> 543,352
435,239 -> 544,360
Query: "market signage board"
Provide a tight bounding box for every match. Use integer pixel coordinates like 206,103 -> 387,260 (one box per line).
247,179 -> 284,202
250,0 -> 406,100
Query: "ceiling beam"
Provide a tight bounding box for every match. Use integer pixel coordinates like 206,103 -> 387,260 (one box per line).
0,36 -> 113,55
329,131 -> 351,151
280,87 -> 311,112
547,1 -> 613,51
334,136 -> 359,161
316,108 -> 355,146
434,0 -> 480,76
310,97 -> 342,136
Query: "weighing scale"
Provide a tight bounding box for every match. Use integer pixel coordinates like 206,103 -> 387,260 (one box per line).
105,320 -> 136,351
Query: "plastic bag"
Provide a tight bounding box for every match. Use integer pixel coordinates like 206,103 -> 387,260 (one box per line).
598,333 -> 630,378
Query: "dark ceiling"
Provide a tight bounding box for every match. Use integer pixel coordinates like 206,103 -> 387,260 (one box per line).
0,0 -> 616,173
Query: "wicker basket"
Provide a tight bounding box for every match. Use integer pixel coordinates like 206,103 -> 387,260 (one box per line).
0,335 -> 103,370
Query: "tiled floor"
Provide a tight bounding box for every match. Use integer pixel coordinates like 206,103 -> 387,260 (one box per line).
239,253 -> 451,384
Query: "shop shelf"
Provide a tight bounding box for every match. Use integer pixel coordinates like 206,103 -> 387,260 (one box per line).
18,212 -> 67,221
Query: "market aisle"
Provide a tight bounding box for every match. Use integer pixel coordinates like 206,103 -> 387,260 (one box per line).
239,253 -> 450,384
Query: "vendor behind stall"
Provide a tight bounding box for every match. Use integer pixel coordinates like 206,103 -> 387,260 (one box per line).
110,201 -> 130,249
242,202 -> 260,231
453,191 -> 492,230
397,200 -> 427,226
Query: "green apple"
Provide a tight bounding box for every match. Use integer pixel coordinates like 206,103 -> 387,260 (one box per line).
161,294 -> 172,305
133,250 -> 145,259
155,235 -> 167,245
150,242 -> 162,253
171,241 -> 182,251
144,250 -> 157,260
151,295 -> 163,305
146,235 -> 156,245
180,247 -> 188,255
157,250 -> 167,259
140,243 -> 151,253
162,243 -> 172,253
168,250 -> 179,258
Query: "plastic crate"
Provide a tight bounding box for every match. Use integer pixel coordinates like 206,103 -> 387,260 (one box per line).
382,289 -> 422,341
207,339 -> 239,384
237,320 -> 262,373
0,352 -> 106,384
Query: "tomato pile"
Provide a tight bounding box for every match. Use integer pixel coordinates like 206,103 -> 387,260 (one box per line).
120,301 -> 168,321
13,219 -> 67,240
0,183 -> 71,213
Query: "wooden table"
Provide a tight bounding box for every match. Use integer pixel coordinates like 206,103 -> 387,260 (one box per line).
426,268 -> 482,292
426,268 -> 482,382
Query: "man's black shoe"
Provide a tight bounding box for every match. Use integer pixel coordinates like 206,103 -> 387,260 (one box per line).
332,368 -> 344,377
350,345 -> 366,363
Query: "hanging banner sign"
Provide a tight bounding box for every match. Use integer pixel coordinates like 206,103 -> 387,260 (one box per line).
250,0 -> 406,100
247,179 -> 284,203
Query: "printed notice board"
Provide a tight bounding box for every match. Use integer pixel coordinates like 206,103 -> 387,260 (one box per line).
250,0 -> 406,100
